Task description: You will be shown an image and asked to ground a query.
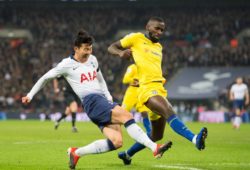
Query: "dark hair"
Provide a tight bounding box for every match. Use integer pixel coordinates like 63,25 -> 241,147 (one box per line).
74,30 -> 94,47
149,16 -> 164,23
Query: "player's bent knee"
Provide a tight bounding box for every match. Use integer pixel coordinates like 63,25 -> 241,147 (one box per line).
124,112 -> 133,120
164,108 -> 175,119
121,108 -> 134,119
157,134 -> 164,141
109,138 -> 123,149
151,134 -> 164,142
114,140 -> 123,149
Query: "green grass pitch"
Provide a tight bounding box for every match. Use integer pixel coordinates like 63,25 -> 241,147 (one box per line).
0,120 -> 250,170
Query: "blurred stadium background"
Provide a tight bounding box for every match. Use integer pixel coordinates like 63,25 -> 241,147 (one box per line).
1,1 -> 250,170
0,0 -> 250,123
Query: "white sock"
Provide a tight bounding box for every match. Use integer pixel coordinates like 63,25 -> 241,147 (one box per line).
233,117 -> 237,126
235,116 -> 242,127
192,135 -> 197,144
75,139 -> 111,157
125,123 -> 157,152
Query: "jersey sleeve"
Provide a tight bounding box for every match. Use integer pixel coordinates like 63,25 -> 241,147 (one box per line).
120,33 -> 139,48
27,60 -> 67,100
244,84 -> 249,92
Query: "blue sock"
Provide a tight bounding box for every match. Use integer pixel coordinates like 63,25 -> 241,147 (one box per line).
143,117 -> 151,135
167,114 -> 194,142
127,141 -> 146,157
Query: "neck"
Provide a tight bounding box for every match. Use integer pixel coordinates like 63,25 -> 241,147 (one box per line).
74,54 -> 89,63
145,33 -> 159,43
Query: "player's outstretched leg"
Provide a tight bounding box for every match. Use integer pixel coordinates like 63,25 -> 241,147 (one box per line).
118,141 -> 172,164
141,111 -> 151,135
68,147 -> 80,170
72,127 -> 78,133
54,121 -> 60,130
118,116 -> 166,165
71,112 -> 78,132
118,142 -> 146,165
195,127 -> 208,150
54,113 -> 67,130
167,114 -> 208,150
67,139 -> 117,169
153,141 -> 172,158
147,97 -> 208,150
120,119 -> 173,162
118,151 -> 132,165
118,112 -> 152,165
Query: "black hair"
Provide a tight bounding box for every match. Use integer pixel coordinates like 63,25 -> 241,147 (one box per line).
149,16 -> 164,23
74,30 -> 94,47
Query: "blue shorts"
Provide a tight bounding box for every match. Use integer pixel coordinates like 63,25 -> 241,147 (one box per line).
82,93 -> 117,130
233,99 -> 244,110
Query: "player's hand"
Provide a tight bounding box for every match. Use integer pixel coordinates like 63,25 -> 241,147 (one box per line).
54,88 -> 60,94
131,78 -> 139,86
229,94 -> 234,101
119,49 -> 132,59
22,96 -> 31,104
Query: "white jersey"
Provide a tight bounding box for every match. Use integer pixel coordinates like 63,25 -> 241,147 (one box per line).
230,83 -> 248,100
27,54 -> 112,101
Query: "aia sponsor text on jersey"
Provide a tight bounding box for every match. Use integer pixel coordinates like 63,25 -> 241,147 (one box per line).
81,70 -> 97,83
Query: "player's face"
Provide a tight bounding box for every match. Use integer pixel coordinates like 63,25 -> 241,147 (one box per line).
77,44 -> 93,58
236,77 -> 243,84
147,21 -> 165,42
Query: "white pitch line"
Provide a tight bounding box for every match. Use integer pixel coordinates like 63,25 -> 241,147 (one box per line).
209,162 -> 250,167
13,141 -> 48,144
154,162 -> 250,170
13,140 -> 75,145
154,164 -> 205,170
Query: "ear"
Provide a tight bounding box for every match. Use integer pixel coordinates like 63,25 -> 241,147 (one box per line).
145,24 -> 149,31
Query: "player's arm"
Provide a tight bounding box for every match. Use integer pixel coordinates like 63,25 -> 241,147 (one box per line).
108,41 -> 132,59
229,87 -> 234,101
244,87 -> 249,105
53,79 -> 60,94
131,78 -> 139,87
96,68 -> 113,101
22,62 -> 66,104
108,33 -> 138,59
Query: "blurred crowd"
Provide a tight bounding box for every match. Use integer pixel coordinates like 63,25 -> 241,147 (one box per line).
0,6 -> 250,115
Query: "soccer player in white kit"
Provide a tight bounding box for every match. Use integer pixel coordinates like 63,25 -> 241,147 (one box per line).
22,30 -> 172,170
230,77 -> 249,129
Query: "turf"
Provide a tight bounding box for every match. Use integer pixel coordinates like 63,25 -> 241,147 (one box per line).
0,120 -> 250,170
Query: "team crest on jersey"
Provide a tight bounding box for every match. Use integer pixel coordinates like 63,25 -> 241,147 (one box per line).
144,48 -> 149,53
90,62 -> 95,68
152,90 -> 158,95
